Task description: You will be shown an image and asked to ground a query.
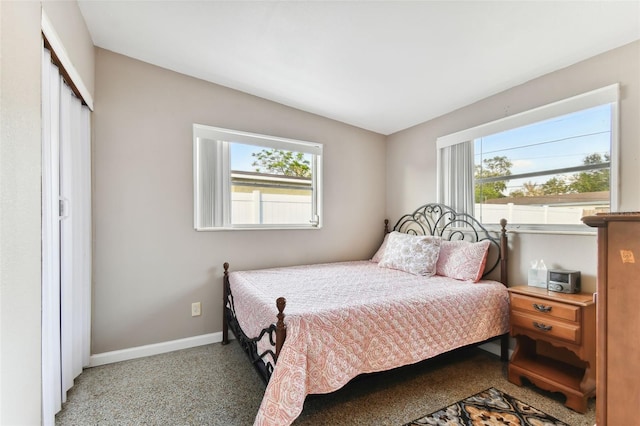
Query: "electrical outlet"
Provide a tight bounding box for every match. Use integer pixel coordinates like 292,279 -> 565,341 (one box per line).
191,302 -> 201,317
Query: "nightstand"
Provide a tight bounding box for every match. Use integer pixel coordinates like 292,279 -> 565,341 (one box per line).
507,285 -> 596,413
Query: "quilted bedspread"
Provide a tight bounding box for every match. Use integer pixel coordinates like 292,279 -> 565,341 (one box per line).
228,261 -> 510,426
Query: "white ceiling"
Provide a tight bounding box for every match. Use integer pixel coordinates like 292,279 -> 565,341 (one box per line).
78,1 -> 640,135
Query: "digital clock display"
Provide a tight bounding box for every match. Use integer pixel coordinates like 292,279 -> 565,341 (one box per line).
549,272 -> 568,283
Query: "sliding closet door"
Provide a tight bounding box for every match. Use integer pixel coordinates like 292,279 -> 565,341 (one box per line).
41,44 -> 92,423
42,46 -> 63,422
59,80 -> 92,397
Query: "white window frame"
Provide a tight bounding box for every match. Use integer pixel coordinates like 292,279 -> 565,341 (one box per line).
193,124 -> 323,230
437,84 -> 619,232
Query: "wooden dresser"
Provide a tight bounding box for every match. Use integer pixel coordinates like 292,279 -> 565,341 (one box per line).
583,213 -> 640,426
507,285 -> 596,413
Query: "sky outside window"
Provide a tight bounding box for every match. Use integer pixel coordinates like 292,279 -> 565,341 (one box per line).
230,142 -> 312,174
475,104 -> 611,195
230,142 -> 262,172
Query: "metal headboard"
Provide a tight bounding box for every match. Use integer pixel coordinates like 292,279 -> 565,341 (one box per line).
388,203 -> 508,281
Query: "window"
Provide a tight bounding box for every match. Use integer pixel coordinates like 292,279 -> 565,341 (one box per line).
193,124 -> 322,230
437,84 -> 619,231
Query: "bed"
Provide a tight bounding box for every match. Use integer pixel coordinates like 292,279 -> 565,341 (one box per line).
222,203 -> 510,426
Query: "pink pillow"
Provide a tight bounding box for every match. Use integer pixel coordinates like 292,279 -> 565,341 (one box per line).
436,240 -> 491,282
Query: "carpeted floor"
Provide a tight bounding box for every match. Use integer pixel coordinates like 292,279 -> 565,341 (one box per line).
56,343 -> 595,425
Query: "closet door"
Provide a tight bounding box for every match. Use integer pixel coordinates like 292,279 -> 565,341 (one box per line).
41,45 -> 92,424
59,79 -> 92,397
41,46 -> 62,423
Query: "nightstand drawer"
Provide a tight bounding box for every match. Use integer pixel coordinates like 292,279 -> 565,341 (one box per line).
511,293 -> 579,322
511,311 -> 581,344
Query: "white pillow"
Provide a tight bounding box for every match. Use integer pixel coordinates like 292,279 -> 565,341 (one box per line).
378,232 -> 441,276
370,233 -> 390,263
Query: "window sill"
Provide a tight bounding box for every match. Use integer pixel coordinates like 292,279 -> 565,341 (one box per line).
484,223 -> 596,236
508,228 -> 596,236
195,225 -> 323,231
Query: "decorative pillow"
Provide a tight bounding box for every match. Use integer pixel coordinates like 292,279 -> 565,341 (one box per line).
436,239 -> 491,282
378,232 -> 441,276
370,233 -> 389,263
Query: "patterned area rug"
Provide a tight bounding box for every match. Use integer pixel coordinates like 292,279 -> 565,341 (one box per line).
404,387 -> 568,426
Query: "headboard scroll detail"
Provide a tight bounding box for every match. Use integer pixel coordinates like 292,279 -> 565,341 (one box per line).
391,203 -> 507,280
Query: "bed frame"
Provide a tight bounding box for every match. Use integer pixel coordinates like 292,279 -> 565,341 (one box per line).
222,203 -> 509,384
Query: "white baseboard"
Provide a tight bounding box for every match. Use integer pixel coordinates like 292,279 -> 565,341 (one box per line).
88,332 -> 226,367
88,332 -> 508,368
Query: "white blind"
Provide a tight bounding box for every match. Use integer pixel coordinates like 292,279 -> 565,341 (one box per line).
195,138 -> 229,228
437,141 -> 474,214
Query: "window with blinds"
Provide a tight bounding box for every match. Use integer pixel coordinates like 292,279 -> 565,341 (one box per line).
193,124 -> 323,230
438,85 -> 618,231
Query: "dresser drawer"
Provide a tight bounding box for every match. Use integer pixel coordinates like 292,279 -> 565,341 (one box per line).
511,311 -> 581,344
510,293 -> 579,322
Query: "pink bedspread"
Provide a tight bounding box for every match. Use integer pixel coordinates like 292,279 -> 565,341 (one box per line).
228,261 -> 510,426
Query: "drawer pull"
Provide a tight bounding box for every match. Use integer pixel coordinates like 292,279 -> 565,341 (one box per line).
533,321 -> 552,332
533,303 -> 552,313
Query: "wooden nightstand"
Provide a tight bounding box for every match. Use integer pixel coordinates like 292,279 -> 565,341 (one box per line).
507,285 -> 596,413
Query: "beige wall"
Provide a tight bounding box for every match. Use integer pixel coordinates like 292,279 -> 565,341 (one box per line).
386,41 -> 640,293
0,2 -> 43,423
0,1 -> 95,421
92,48 -> 386,353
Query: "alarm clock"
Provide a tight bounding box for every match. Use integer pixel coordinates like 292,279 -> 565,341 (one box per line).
547,269 -> 581,294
